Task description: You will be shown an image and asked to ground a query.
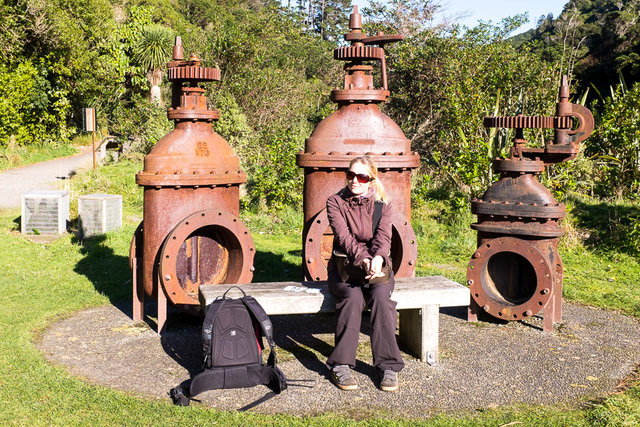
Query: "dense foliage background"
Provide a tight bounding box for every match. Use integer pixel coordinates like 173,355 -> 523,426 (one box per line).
1,0 -> 639,206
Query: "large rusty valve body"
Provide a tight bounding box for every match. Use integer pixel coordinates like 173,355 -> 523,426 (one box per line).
297,7 -> 419,281
131,37 -> 255,331
467,76 -> 594,331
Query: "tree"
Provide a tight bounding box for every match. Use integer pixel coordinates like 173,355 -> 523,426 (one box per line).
587,80 -> 640,198
518,0 -> 640,94
292,0 -> 350,41
364,0 -> 443,38
315,0 -> 351,42
133,24 -> 174,104
385,19 -> 557,196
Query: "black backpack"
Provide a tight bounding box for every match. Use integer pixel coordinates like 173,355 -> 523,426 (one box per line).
170,287 -> 287,405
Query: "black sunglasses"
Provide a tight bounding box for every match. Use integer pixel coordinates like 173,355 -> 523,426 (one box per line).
346,170 -> 371,183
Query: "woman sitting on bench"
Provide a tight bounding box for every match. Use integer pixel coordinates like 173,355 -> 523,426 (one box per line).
325,155 -> 404,392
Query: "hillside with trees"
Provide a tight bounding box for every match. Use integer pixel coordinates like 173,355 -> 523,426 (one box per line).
3,3 -> 640,424
512,0 -> 640,94
0,0 -> 639,214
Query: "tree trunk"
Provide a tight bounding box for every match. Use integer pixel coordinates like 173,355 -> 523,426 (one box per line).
148,67 -> 164,105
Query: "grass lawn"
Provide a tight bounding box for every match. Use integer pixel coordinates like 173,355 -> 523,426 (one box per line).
1,159 -> 640,425
0,143 -> 81,171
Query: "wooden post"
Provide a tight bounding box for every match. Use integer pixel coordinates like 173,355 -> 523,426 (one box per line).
92,129 -> 96,170
83,107 -> 96,170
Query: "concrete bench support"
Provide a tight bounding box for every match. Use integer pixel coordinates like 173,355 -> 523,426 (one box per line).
399,305 -> 440,365
199,276 -> 469,365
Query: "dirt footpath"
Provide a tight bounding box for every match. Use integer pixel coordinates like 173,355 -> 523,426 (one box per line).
0,147 -> 92,209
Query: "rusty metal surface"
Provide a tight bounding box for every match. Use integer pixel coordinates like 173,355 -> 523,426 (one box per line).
467,237 -> 555,321
484,116 -> 573,129
159,209 -> 255,305
132,37 -> 255,319
297,7 -> 419,281
467,76 -> 594,330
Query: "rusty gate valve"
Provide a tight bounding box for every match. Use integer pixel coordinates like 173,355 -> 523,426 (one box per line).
483,75 -> 594,165
333,6 -> 402,101
132,35 -> 255,323
166,37 -> 221,122
297,6 -> 419,282
467,78 -> 594,331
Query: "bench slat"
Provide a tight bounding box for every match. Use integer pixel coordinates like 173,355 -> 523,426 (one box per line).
199,276 -> 469,315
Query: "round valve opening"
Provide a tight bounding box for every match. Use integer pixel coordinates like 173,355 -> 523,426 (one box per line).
160,210 -> 255,306
467,236 -> 553,320
174,225 -> 240,294
484,251 -> 537,306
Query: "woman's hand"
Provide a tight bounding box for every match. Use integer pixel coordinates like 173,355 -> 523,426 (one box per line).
362,258 -> 371,274
365,255 -> 385,280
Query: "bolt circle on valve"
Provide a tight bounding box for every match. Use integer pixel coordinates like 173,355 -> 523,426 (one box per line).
159,210 -> 255,307
467,237 -> 554,320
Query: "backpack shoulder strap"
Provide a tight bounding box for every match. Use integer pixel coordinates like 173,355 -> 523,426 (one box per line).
372,201 -> 383,234
202,297 -> 226,368
241,295 -> 278,365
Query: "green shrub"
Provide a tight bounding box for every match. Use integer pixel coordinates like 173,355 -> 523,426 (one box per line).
0,60 -> 73,147
212,89 -> 255,156
108,95 -> 172,156
244,130 -> 304,210
586,81 -> 640,199
386,19 -> 558,198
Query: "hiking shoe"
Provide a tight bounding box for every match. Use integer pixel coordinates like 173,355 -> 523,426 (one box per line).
330,365 -> 358,390
379,370 -> 398,391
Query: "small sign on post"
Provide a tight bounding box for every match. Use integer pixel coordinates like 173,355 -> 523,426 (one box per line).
82,108 -> 96,170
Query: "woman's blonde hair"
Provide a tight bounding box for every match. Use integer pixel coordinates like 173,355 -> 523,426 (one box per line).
347,155 -> 389,203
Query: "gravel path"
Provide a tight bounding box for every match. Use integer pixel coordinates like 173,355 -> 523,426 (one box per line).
0,147 -> 93,209
38,302 -> 640,418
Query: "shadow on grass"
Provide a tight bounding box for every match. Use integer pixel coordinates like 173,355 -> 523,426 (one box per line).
73,233 -> 132,309
567,196 -> 640,255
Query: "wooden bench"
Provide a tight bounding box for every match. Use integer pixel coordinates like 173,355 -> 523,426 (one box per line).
199,276 -> 469,366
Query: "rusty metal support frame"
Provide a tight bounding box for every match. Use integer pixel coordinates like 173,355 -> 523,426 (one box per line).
467,76 -> 594,332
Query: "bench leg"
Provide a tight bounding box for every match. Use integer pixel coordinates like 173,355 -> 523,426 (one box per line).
399,305 -> 439,366
554,277 -> 563,323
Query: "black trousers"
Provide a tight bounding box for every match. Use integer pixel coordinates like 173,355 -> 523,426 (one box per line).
325,265 -> 404,372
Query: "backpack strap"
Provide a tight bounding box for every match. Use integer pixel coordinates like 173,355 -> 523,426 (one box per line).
222,286 -> 246,298
241,296 -> 278,364
190,364 -> 288,396
201,296 -> 227,369
241,295 -> 287,391
372,201 -> 383,234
